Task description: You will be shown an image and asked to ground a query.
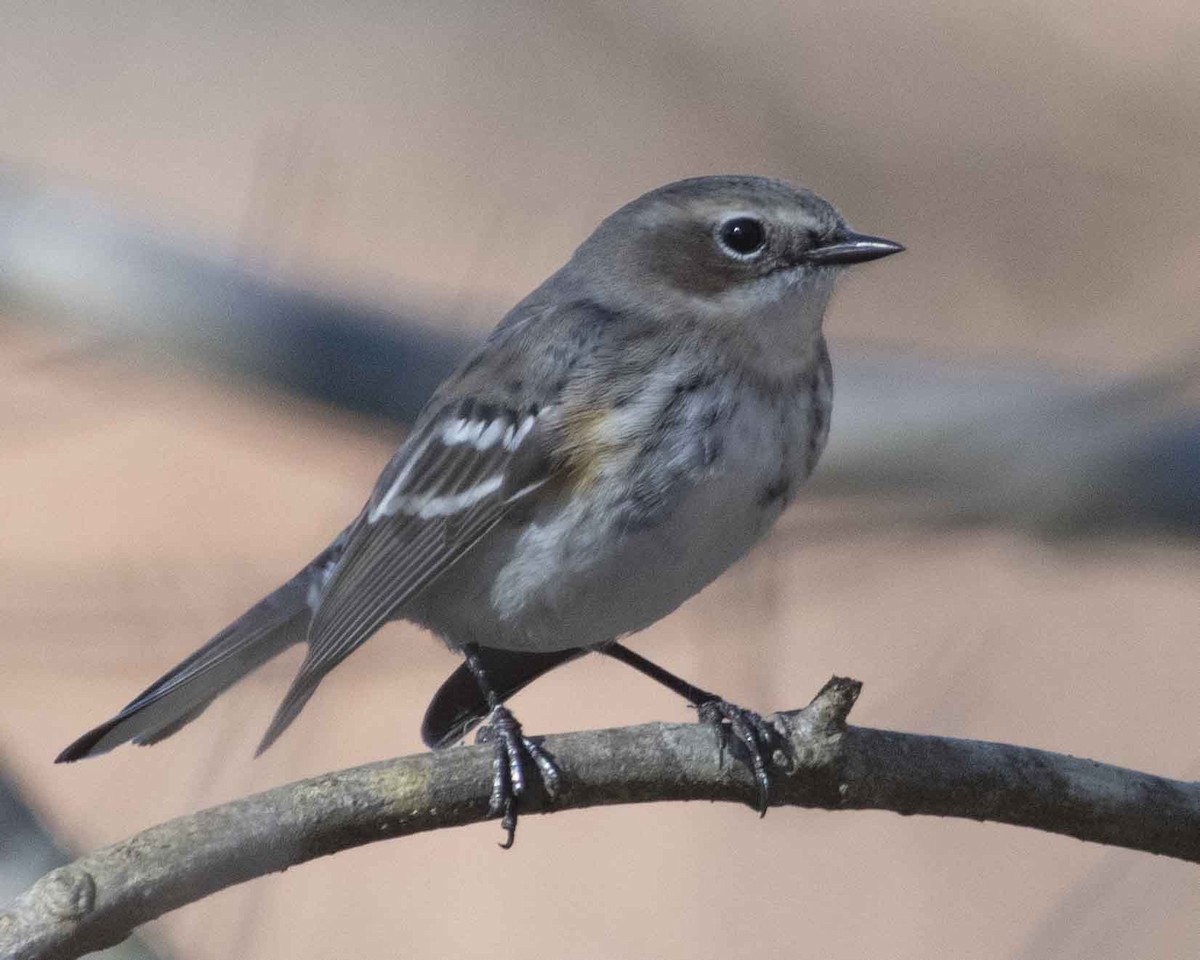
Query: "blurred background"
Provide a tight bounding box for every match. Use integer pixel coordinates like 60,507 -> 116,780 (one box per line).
2,2 -> 1199,958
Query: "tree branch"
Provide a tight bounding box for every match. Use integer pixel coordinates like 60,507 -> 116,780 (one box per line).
3,677 -> 1198,960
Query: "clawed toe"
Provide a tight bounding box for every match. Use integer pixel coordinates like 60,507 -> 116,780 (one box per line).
697,699 -> 782,815
477,705 -> 560,847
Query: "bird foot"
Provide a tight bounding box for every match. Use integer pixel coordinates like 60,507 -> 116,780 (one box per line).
476,705 -> 560,848
697,699 -> 784,815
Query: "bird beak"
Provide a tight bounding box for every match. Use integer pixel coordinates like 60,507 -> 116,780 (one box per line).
807,230 -> 905,266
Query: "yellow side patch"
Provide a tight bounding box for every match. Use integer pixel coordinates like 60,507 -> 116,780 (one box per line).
557,405 -> 630,488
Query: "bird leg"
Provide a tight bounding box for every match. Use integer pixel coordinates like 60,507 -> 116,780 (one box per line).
463,643 -> 561,848
598,641 -> 782,815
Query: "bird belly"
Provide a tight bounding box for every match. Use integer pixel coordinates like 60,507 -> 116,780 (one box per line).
500,471 -> 780,651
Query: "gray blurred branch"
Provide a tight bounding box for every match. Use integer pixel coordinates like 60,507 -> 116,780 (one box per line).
4,677 -> 1199,960
3,167 -> 1198,536
0,165 -> 465,422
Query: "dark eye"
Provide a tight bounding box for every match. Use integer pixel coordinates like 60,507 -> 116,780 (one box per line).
717,217 -> 766,258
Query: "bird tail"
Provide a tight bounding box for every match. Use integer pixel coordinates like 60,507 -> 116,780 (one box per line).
56,541 -> 344,762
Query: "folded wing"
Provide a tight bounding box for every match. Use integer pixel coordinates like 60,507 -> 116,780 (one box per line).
255,398 -> 554,753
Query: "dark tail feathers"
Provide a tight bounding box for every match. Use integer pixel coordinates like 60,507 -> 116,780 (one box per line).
56,542 -> 343,762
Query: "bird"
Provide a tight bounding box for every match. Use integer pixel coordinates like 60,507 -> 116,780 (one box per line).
57,175 -> 903,845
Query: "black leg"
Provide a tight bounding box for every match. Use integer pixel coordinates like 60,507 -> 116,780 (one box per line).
462,643 -> 561,848
422,648 -> 587,750
598,642 -> 718,704
598,642 -> 781,815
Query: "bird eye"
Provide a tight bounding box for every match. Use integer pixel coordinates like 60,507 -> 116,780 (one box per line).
716,217 -> 766,258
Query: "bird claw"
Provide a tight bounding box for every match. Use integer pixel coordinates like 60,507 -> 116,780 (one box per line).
476,705 -> 560,848
697,699 -> 782,815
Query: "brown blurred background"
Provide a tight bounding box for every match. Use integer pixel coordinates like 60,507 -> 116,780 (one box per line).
2,2 -> 1199,958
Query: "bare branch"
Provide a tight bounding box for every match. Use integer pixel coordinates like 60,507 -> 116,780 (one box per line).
3,677 -> 1198,960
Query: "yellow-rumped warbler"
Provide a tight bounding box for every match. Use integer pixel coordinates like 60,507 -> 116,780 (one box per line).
58,175 -> 901,843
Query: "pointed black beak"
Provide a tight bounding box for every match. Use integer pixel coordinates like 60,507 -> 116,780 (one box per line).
808,230 -> 905,266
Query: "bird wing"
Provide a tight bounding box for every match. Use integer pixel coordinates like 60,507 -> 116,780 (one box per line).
255,397 -> 555,752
